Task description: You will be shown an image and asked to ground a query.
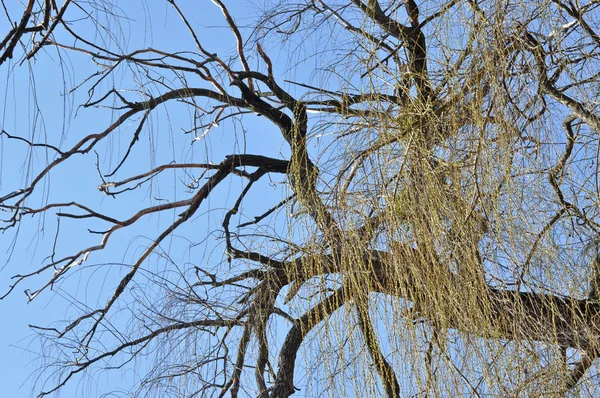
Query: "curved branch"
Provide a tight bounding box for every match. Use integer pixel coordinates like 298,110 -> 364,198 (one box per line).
357,300 -> 400,398
271,287 -> 347,398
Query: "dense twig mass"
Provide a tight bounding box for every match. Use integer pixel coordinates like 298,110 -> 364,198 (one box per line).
2,0 -> 600,396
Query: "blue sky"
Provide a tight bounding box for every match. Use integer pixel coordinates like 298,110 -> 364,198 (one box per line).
0,1 -> 567,396
0,1 -> 304,396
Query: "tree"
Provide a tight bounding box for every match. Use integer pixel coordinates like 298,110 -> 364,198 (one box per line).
2,0 -> 600,396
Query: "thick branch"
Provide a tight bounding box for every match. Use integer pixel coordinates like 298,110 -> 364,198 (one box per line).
271,287 -> 347,398
282,249 -> 600,351
357,301 -> 400,398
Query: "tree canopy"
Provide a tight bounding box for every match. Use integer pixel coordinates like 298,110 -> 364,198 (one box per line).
3,0 -> 600,396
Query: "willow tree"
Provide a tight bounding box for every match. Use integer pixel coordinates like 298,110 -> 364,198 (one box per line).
2,0 -> 600,396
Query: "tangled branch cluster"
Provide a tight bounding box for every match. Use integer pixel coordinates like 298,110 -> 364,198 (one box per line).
3,0 -> 600,397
